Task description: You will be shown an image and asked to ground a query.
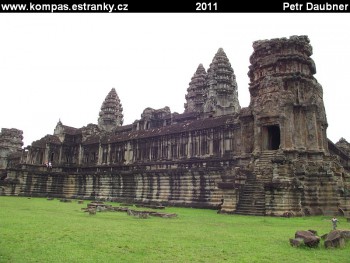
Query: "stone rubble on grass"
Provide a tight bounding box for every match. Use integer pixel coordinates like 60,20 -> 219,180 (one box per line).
290,229 -> 350,249
290,230 -> 320,248
324,230 -> 350,249
81,201 -> 177,219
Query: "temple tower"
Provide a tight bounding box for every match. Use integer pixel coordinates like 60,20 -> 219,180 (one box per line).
98,88 -> 124,132
204,48 -> 240,117
0,128 -> 23,169
248,35 -> 328,153
184,64 -> 207,113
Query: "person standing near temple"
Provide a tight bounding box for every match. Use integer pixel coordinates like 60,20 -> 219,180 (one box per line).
331,217 -> 339,230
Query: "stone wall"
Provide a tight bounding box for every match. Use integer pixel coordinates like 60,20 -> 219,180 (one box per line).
265,155 -> 345,216
3,165 -> 228,209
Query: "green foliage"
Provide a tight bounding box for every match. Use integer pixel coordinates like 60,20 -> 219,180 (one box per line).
0,196 -> 349,262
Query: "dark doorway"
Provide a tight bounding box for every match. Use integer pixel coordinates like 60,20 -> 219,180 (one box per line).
263,125 -> 280,150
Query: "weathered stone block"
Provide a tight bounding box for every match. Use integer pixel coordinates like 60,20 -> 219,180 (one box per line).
295,230 -> 320,248
325,230 -> 345,249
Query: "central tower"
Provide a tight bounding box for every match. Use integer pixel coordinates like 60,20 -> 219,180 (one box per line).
184,48 -> 241,117
204,48 -> 241,117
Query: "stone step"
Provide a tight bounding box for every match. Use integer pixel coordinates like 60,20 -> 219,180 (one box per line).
235,206 -> 266,211
235,207 -> 266,212
235,177 -> 266,215
238,197 -> 265,203
237,209 -> 266,214
235,210 -> 265,216
239,197 -> 265,202
237,199 -> 265,205
238,196 -> 265,201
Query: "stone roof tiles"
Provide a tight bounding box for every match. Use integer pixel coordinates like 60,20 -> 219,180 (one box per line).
32,135 -> 61,147
99,114 -> 238,144
61,125 -> 80,135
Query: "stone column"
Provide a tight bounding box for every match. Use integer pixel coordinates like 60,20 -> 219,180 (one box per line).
132,142 -> 137,162
107,144 -> 111,164
168,140 -> 172,159
156,139 -> 160,160
58,146 -> 63,165
44,144 -> 49,163
149,140 -> 152,160
220,131 -> 224,156
187,133 -> 192,158
78,144 -> 83,165
208,130 -> 213,156
129,142 -> 133,164
124,141 -> 131,164
97,143 -> 102,165
196,135 -> 200,156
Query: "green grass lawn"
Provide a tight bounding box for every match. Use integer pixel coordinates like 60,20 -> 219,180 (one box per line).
0,196 -> 349,263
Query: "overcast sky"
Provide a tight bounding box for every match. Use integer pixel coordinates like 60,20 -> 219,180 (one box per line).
0,13 -> 349,147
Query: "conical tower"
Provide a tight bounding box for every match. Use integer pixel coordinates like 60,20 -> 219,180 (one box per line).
204,48 -> 240,117
98,88 -> 123,132
184,63 -> 207,113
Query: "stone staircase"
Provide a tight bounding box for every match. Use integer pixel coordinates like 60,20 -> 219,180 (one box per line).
234,173 -> 266,216
235,151 -> 280,216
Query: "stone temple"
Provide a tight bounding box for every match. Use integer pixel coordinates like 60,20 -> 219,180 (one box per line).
1,35 -> 349,217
